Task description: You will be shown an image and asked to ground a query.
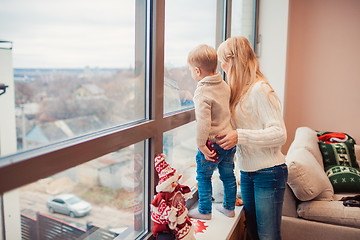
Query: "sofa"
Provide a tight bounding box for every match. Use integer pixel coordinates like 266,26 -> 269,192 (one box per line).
281,127 -> 360,240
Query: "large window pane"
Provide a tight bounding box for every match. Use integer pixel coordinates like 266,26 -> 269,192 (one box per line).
164,0 -> 217,114
231,0 -> 256,47
18,142 -> 146,239
163,122 -> 197,188
0,0 -> 146,154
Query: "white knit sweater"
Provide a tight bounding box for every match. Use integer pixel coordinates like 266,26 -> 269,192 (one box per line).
193,72 -> 233,146
232,81 -> 287,172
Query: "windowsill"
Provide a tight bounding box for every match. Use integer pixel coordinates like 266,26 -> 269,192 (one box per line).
142,201 -> 244,240
190,203 -> 244,240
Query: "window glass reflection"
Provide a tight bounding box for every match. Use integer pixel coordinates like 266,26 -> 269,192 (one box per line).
18,142 -> 146,239
164,0 -> 217,114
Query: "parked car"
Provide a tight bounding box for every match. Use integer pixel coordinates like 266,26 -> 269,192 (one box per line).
46,193 -> 92,218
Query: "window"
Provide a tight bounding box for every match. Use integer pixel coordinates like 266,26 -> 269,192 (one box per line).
53,199 -> 64,204
0,0 -> 146,153
163,0 -> 217,114
163,122 -> 197,188
230,0 -> 256,47
17,142 -> 146,239
0,1 -> 257,239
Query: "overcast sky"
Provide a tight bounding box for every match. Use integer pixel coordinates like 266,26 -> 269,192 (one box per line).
0,0 -> 217,69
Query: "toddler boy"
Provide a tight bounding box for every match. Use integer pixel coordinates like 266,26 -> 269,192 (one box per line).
187,44 -> 237,220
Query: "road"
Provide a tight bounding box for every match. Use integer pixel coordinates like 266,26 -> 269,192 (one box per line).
20,190 -> 135,233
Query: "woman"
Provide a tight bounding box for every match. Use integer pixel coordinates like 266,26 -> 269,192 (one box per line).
216,36 -> 288,240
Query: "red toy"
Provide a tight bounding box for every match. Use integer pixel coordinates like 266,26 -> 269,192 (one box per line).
150,154 -> 196,240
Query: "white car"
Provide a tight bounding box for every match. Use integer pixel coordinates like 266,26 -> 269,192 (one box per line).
46,193 -> 92,218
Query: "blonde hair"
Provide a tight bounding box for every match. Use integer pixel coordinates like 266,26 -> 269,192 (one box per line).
217,36 -> 278,115
187,44 -> 218,74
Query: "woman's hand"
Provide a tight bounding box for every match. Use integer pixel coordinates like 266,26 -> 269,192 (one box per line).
198,145 -> 217,162
216,130 -> 238,150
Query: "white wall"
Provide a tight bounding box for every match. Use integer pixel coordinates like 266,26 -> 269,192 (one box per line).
0,47 -> 21,240
257,0 -> 289,110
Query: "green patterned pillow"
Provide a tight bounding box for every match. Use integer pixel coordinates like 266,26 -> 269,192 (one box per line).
317,131 -> 360,192
318,142 -> 359,169
325,165 -> 360,193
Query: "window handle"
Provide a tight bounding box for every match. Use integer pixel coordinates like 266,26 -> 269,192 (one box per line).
0,83 -> 9,96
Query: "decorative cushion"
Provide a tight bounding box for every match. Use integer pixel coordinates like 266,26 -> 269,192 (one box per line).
297,200 -> 360,228
318,142 -> 359,169
325,165 -> 360,193
317,131 -> 360,193
286,148 -> 334,201
287,127 -> 323,168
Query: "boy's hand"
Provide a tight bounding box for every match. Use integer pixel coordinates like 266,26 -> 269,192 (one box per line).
198,145 -> 217,162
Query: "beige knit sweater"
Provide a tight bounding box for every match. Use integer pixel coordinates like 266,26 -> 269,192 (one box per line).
232,81 -> 287,172
193,72 -> 233,146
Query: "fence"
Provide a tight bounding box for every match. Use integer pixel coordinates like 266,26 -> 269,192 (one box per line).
21,212 -> 118,240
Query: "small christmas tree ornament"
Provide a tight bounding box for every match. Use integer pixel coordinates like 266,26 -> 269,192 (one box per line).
151,153 -> 196,240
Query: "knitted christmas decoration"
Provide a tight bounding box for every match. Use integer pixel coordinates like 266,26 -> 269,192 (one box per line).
151,154 -> 195,240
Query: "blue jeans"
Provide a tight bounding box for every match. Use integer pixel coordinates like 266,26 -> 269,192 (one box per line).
240,164 -> 288,240
196,143 -> 236,214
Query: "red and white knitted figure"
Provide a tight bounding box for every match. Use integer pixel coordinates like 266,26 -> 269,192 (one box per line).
151,153 -> 196,240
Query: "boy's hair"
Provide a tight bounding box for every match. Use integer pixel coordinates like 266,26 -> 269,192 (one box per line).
187,44 -> 218,74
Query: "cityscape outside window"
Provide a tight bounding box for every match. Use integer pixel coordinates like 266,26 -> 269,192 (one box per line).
1,0 -> 145,152
19,143 -> 146,239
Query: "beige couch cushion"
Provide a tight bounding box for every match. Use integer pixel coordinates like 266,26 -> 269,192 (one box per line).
286,148 -> 334,201
287,127 -> 323,168
297,200 -> 360,228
